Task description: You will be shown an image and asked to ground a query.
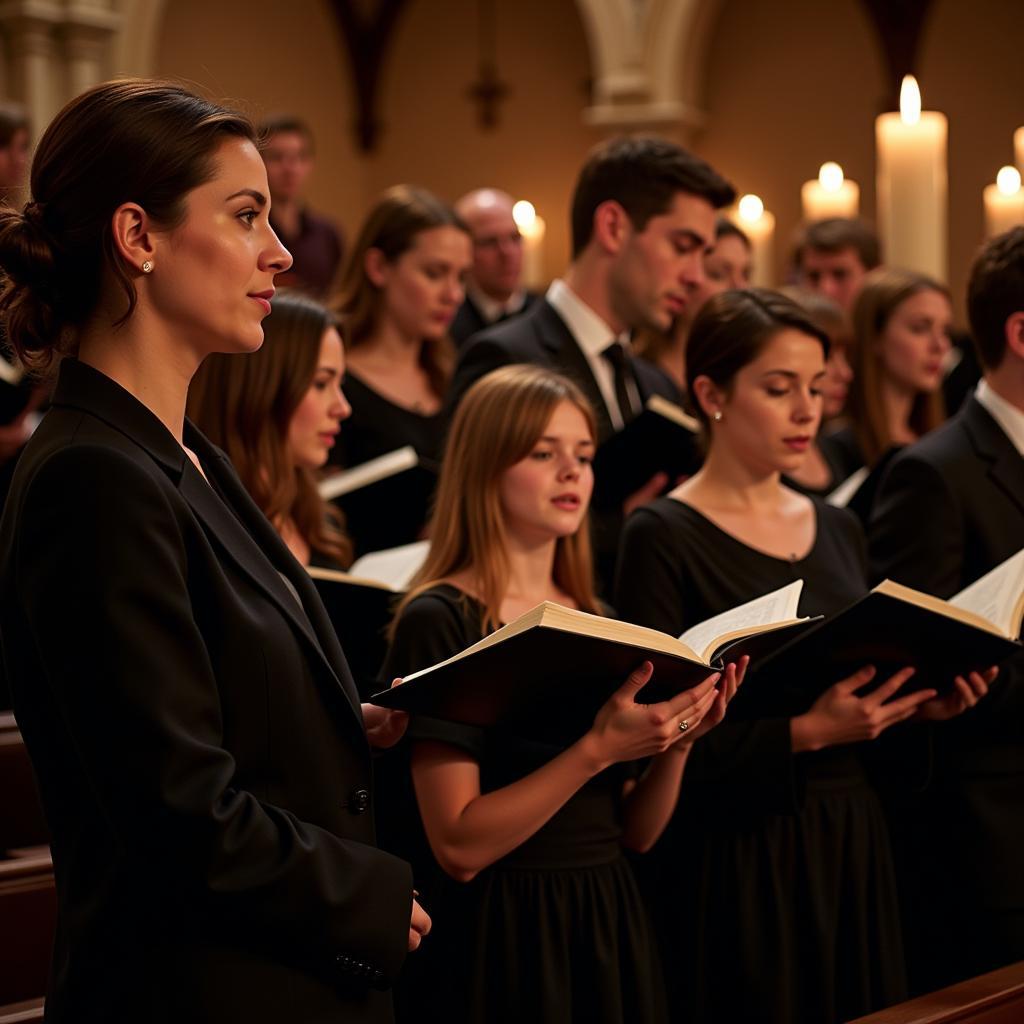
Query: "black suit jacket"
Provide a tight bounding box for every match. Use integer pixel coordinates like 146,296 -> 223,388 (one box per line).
868,394 -> 1024,986
449,290 -> 539,349
450,297 -> 679,444
0,359 -> 411,1023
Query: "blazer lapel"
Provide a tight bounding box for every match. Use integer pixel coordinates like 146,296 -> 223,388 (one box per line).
179,440 -> 365,726
963,397 -> 1024,518
533,301 -> 616,442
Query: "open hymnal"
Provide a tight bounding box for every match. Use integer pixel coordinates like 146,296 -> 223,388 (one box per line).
370,581 -> 813,739
307,541 -> 430,699
755,547 -> 1024,700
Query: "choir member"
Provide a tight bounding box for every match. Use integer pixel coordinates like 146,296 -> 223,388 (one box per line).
824,267 -> 952,519
0,79 -> 425,1024
329,184 -> 472,554
450,187 -> 538,347
869,227 -> 1024,993
615,288 -> 987,1024
383,363 -> 743,1024
449,137 -> 735,587
634,217 -> 752,398
779,286 -> 855,496
793,216 -> 881,314
188,288 -> 352,568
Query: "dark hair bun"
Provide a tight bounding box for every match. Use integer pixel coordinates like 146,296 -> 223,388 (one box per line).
0,202 -> 62,366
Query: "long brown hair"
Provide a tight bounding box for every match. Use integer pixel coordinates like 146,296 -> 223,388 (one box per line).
188,289 -> 351,566
335,184 -> 464,398
848,267 -> 949,466
393,365 -> 602,636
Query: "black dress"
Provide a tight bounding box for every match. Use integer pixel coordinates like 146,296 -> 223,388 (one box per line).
328,371 -> 448,556
615,497 -> 907,1024
380,585 -> 667,1024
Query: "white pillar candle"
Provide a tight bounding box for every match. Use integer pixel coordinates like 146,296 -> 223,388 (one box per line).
1015,127 -> 1024,173
800,162 -> 860,220
731,194 -> 775,287
875,76 -> 948,280
983,166 -> 1024,238
513,200 -> 546,290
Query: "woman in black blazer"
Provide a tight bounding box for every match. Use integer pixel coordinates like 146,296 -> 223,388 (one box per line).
0,80 -> 426,1023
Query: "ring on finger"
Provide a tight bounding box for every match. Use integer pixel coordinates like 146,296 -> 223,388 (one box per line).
678,719 -> 689,733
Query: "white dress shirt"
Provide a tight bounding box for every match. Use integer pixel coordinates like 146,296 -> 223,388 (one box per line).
467,283 -> 529,325
545,279 -> 640,430
975,378 -> 1024,459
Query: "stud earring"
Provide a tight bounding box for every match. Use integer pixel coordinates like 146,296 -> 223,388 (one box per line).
141,260 -> 153,274
713,411 -> 723,422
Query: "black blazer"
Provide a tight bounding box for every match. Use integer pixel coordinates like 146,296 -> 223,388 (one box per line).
868,394 -> 1024,984
0,359 -> 412,1023
449,298 -> 679,443
448,290 -> 539,349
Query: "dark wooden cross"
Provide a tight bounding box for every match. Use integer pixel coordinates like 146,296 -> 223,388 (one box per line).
468,61 -> 509,130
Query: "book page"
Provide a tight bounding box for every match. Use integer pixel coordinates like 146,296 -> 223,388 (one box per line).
949,547 -> 1024,639
680,580 -> 804,662
825,465 -> 869,508
646,394 -> 700,433
318,445 -> 419,500
349,540 -> 430,591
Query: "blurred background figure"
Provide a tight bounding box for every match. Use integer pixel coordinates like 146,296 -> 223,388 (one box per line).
188,289 -> 353,569
450,188 -> 538,347
793,217 -> 881,314
260,113 -> 344,298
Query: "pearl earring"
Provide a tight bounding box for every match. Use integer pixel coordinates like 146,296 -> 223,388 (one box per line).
141,260 -> 153,274
713,411 -> 723,422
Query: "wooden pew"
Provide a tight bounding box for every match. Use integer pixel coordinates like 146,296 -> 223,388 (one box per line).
0,853 -> 55,1010
847,961 -> 1024,1023
0,998 -> 45,1023
0,714 -> 49,854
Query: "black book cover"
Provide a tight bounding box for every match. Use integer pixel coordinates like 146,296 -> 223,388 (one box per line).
310,575 -> 401,701
591,403 -> 703,509
749,590 -> 1020,713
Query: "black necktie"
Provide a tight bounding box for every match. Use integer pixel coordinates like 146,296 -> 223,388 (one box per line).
602,342 -> 637,425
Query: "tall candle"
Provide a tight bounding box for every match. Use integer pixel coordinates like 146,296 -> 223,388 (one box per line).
1015,127 -> 1024,172
984,166 -> 1024,238
801,162 -> 860,220
512,200 -> 546,290
732,194 -> 775,287
875,76 -> 948,280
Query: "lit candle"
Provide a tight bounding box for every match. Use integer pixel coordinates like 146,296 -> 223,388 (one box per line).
512,200 -> 546,289
800,162 -> 860,220
983,166 -> 1024,238
1015,127 -> 1024,173
875,75 -> 948,280
731,194 -> 775,287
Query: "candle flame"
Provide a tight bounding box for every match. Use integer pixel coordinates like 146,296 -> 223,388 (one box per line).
737,194 -> 764,223
996,166 -> 1022,196
512,200 -> 537,230
818,162 -> 845,193
900,75 -> 921,126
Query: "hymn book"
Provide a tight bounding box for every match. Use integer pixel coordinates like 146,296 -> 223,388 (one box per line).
369,581 -> 813,739
754,548 -> 1024,701
318,446 -> 425,500
308,541 -> 430,699
591,395 -> 703,509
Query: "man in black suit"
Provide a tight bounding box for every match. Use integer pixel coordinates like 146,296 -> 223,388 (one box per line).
450,138 -> 735,586
869,227 -> 1024,994
449,188 -> 538,347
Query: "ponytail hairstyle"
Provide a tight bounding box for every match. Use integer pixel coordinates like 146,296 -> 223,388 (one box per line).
0,79 -> 257,372
392,365 -> 601,636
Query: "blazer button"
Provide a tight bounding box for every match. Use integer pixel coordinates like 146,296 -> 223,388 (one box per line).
348,788 -> 370,814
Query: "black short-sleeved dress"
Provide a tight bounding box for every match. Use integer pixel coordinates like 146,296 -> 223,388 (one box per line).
615,496 -> 907,1024
328,371 -> 448,556
379,585 -> 667,1024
